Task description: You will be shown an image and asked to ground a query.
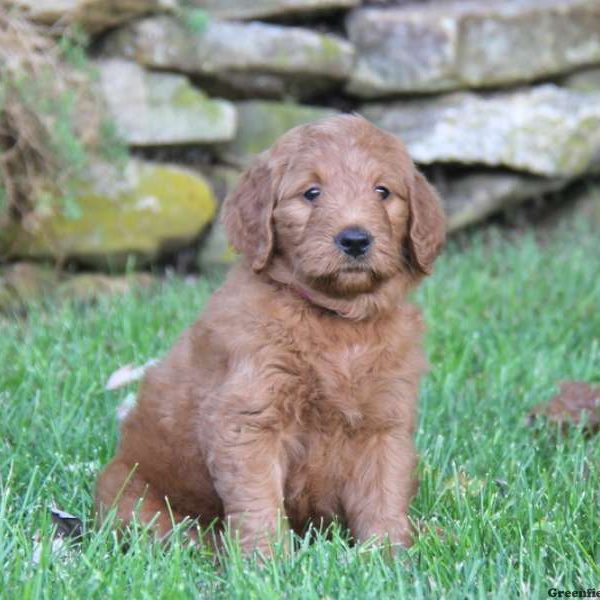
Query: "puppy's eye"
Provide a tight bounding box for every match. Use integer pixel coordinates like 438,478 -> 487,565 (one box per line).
303,187 -> 321,201
375,185 -> 390,200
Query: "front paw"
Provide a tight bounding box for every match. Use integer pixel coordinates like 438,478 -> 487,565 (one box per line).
356,516 -> 413,551
224,510 -> 290,556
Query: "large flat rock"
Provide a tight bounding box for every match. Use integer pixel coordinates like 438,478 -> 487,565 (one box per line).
7,0 -> 176,33
362,85 -> 600,177
217,100 -> 338,166
441,172 -> 568,232
347,0 -> 600,96
97,59 -> 236,146
6,160 -> 217,268
185,0 -> 358,20
102,16 -> 354,96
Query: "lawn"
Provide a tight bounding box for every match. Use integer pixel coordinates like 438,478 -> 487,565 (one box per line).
1,220 -> 599,599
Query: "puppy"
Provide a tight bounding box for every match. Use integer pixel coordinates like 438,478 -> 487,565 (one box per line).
96,114 -> 445,553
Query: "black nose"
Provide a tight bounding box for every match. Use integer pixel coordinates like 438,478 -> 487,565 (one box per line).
334,227 -> 373,258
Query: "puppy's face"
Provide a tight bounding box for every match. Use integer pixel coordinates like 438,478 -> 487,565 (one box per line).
272,120 -> 414,295
222,115 -> 445,297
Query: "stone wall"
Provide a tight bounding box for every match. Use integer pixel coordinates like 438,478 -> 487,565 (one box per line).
3,0 -> 600,285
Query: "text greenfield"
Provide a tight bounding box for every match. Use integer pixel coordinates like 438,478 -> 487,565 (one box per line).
548,590 -> 600,598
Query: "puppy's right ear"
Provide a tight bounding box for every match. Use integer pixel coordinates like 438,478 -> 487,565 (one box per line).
221,155 -> 277,272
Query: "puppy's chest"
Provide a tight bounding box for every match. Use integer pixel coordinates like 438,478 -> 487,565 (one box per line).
309,342 -> 378,396
287,326 -> 403,431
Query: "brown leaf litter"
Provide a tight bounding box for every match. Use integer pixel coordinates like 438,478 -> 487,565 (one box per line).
526,381 -> 600,436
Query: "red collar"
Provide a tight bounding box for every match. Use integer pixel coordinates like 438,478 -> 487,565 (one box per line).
291,285 -> 349,318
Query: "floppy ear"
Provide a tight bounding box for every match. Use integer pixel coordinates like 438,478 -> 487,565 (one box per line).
406,171 -> 446,275
220,155 -> 277,272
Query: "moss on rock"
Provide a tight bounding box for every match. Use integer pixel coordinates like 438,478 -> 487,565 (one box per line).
97,60 -> 237,146
218,100 -> 338,166
7,160 -> 217,269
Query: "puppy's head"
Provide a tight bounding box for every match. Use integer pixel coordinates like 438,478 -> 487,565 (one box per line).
222,114 -> 445,296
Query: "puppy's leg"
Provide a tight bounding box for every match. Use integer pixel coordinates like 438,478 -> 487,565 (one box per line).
95,459 -> 194,540
341,430 -> 417,550
208,429 -> 288,555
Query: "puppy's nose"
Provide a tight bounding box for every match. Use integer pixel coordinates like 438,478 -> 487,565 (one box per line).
334,227 -> 373,258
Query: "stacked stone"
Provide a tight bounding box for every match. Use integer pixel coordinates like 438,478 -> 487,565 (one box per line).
6,0 -> 600,271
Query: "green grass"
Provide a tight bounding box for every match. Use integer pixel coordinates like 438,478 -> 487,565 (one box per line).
1,222 -> 599,598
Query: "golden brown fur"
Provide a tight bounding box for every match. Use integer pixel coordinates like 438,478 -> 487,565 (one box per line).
95,114 -> 445,552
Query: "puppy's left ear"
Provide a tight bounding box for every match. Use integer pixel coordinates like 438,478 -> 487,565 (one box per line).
406,171 -> 446,275
221,154 -> 277,272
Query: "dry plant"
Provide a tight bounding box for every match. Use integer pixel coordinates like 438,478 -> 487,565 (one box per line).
0,11 -> 123,227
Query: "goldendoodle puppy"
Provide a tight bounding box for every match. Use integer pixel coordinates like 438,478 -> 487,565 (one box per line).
96,114 -> 445,553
